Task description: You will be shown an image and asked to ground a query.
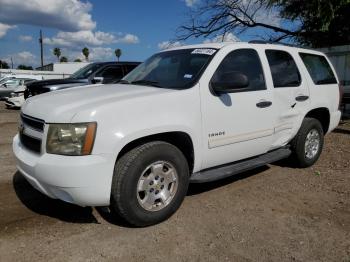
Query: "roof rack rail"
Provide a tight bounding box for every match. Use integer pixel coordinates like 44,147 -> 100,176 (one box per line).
248,40 -> 303,48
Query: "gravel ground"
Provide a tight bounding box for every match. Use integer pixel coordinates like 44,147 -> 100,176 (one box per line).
0,102 -> 349,262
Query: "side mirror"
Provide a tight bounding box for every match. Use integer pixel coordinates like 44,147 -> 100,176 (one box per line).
211,71 -> 249,93
92,77 -> 104,84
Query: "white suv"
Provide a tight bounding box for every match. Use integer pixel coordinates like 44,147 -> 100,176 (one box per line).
13,42 -> 342,226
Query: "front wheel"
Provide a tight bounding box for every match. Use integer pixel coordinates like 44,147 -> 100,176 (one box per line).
291,117 -> 324,167
110,141 -> 189,227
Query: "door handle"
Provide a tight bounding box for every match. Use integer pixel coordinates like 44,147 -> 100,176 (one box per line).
295,95 -> 309,102
256,101 -> 272,108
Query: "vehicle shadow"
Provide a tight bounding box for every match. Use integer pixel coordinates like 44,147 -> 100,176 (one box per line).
94,207 -> 131,228
13,171 -> 99,224
12,165 -> 276,226
333,127 -> 350,135
187,165 -> 269,196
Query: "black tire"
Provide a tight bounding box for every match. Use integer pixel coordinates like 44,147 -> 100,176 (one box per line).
291,117 -> 324,168
110,141 -> 189,227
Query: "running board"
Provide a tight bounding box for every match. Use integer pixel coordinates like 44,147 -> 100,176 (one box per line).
190,148 -> 291,183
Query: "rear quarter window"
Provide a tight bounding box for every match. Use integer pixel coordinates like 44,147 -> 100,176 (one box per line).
299,53 -> 337,85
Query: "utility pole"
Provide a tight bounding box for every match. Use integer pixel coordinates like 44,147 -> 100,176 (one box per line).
39,30 -> 44,67
11,57 -> 13,69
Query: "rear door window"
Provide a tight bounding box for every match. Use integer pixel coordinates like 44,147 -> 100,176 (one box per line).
299,53 -> 337,85
266,50 -> 301,88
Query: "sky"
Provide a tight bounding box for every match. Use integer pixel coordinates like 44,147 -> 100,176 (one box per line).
0,0 -> 283,68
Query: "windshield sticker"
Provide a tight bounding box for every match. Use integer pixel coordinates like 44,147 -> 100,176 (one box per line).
184,74 -> 193,79
191,49 -> 216,55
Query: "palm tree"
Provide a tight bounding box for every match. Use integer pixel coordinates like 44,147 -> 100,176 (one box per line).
82,47 -> 89,61
60,56 -> 68,62
115,48 -> 122,62
53,47 -> 61,62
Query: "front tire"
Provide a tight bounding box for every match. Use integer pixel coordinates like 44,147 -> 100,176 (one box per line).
291,117 -> 324,167
110,141 -> 189,227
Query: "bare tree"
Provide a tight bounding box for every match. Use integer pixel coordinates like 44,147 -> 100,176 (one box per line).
177,0 -> 299,43
177,0 -> 350,47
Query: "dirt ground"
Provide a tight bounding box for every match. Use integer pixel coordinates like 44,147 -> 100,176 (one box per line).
0,102 -> 349,262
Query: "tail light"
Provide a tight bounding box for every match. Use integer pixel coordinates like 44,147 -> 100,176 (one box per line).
338,82 -> 344,110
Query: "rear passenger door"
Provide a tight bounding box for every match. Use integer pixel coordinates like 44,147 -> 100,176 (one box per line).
265,49 -> 310,148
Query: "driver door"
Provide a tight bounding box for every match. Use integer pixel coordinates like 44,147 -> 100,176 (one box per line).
200,48 -> 275,169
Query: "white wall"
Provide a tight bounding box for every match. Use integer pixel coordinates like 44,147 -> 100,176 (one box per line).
317,45 -> 350,87
0,69 -> 70,79
0,62 -> 90,80
53,62 -> 90,74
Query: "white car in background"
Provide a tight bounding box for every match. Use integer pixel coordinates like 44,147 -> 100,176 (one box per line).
0,77 -> 41,100
5,85 -> 26,109
0,74 -> 43,83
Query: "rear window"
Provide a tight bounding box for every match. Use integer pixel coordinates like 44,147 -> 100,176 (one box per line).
299,53 -> 337,85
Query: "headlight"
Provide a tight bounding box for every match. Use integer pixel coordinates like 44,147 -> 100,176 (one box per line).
46,122 -> 97,156
10,92 -> 23,97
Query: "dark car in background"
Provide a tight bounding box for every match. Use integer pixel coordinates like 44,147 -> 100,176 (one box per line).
24,61 -> 140,98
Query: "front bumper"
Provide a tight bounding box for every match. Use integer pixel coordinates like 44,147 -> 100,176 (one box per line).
13,134 -> 115,206
5,98 -> 22,108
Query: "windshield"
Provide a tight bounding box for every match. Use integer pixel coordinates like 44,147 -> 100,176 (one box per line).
122,48 -> 217,89
70,63 -> 104,79
0,77 -> 14,84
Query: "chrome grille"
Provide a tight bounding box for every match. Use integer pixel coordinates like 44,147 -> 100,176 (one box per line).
19,114 -> 45,154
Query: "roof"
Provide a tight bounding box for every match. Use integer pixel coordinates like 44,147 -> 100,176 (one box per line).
92,61 -> 141,65
165,41 -> 325,56
164,42 -> 235,51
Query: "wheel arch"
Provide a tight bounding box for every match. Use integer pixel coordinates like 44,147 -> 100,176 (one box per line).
304,107 -> 330,134
116,131 -> 195,174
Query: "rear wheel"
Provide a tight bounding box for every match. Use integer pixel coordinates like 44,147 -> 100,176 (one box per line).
291,117 -> 324,167
110,141 -> 189,226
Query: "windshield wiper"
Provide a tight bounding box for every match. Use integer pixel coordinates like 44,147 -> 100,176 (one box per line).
131,80 -> 161,87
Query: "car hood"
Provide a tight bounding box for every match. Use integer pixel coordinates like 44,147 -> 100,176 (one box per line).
22,84 -> 176,122
26,78 -> 88,90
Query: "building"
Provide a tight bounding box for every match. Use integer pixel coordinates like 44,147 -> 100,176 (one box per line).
318,45 -> 350,88
36,62 -> 90,75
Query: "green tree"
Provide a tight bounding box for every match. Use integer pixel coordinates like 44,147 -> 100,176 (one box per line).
74,58 -> 82,62
0,60 -> 10,69
115,48 -> 122,61
53,47 -> 61,61
82,47 -> 89,61
17,65 -> 33,70
177,0 -> 350,47
60,56 -> 68,62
